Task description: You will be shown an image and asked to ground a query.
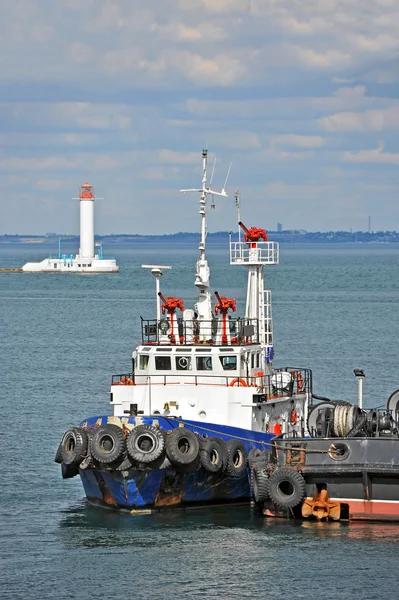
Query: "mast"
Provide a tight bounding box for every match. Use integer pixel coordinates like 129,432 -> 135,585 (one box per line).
181,149 -> 230,339
230,221 -> 279,371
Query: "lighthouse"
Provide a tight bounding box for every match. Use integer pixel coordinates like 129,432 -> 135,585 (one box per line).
21,181 -> 119,273
78,181 -> 96,259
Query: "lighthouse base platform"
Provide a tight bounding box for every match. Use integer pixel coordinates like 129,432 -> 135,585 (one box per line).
21,254 -> 119,273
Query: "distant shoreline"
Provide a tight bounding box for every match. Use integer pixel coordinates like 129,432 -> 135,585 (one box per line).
1,231 -> 399,244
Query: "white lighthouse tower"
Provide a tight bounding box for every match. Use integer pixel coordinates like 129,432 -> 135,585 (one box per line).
77,181 -> 96,260
22,181 -> 119,273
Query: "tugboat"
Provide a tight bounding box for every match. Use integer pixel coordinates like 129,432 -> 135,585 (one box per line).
55,149 -> 312,511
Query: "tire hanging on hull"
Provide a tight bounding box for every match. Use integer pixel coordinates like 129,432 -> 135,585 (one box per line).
199,437 -> 226,473
165,427 -> 200,466
266,467 -> 306,509
225,440 -> 247,478
91,424 -> 125,465
126,424 -> 165,464
60,427 -> 88,466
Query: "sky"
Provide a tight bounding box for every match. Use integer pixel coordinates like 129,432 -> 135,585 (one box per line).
1,0 -> 399,235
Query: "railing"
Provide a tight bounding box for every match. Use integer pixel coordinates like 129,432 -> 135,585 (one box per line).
140,317 -> 260,345
111,368 -> 311,398
230,241 -> 279,265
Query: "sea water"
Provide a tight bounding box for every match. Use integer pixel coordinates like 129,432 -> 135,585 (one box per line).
1,241 -> 399,600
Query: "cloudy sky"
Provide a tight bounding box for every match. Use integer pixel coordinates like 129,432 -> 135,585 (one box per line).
1,0 -> 399,234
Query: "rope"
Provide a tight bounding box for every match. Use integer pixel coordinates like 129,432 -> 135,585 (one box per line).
169,417 -> 275,447
173,418 -> 335,455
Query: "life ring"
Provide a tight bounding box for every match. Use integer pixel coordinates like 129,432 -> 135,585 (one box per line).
126,425 -> 165,464
121,377 -> 134,385
297,372 -> 303,390
291,410 -> 298,424
266,467 -> 306,509
229,378 -> 247,387
91,424 -> 126,465
165,427 -> 200,466
60,427 -> 88,466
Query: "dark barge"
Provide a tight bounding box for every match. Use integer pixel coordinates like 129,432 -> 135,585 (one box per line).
251,395 -> 399,522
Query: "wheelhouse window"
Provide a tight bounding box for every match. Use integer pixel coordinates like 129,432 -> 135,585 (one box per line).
155,356 -> 171,370
139,355 -> 149,370
196,356 -> 212,371
219,356 -> 237,371
175,356 -> 191,371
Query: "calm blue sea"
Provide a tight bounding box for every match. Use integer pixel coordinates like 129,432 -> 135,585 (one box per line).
1,241 -> 399,600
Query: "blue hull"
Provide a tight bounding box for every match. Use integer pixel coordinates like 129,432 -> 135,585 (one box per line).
78,416 -> 274,511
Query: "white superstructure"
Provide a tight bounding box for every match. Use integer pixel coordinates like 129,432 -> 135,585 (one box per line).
110,149 -> 311,437
22,181 -> 119,273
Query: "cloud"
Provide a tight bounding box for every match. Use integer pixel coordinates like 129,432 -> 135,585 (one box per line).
294,48 -> 351,69
343,143 -> 399,164
271,135 -> 325,148
319,106 -> 399,131
264,181 -> 333,199
158,150 -> 199,164
2,0 -> 399,233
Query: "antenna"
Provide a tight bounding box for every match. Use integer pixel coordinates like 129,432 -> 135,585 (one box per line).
235,191 -> 241,243
222,162 -> 232,195
209,156 -> 216,188
180,149 -> 229,259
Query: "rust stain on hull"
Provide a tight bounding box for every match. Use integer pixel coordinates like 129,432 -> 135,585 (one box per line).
95,473 -> 118,507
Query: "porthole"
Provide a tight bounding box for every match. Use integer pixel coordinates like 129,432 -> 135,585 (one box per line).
328,443 -> 350,461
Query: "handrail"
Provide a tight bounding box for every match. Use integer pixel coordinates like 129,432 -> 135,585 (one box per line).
111,368 -> 312,396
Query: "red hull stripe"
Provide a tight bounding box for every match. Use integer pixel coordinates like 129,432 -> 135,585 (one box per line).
307,497 -> 399,520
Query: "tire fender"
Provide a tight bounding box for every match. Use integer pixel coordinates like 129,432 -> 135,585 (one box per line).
199,437 -> 225,473
91,424 -> 126,465
225,439 -> 247,478
165,427 -> 199,466
251,462 -> 269,503
60,427 -> 88,466
126,424 -> 165,464
266,467 -> 306,509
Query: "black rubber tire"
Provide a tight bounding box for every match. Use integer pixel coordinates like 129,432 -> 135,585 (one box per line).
247,447 -> 262,468
225,439 -> 247,478
126,425 -> 165,464
251,462 -> 269,503
61,427 -> 88,466
115,453 -> 134,471
266,467 -> 306,509
208,437 -> 228,470
199,437 -> 225,473
54,441 -> 63,464
147,454 -> 172,470
91,424 -> 126,465
61,462 -> 79,479
176,455 -> 201,473
165,427 -> 199,466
